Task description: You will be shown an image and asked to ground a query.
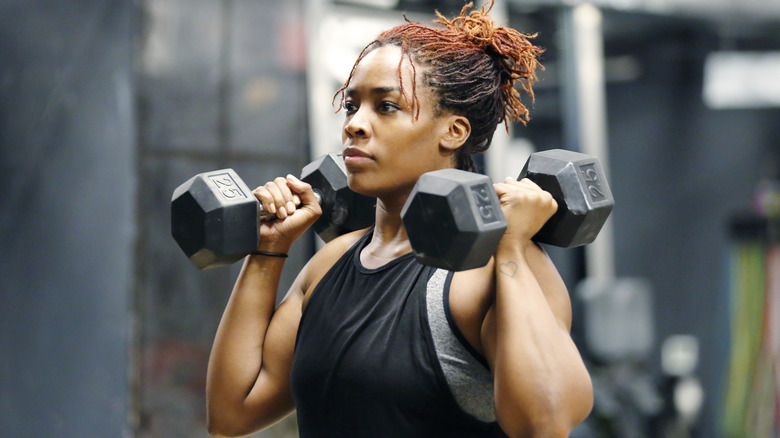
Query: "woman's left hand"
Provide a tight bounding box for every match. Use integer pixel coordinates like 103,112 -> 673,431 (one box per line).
493,177 -> 558,245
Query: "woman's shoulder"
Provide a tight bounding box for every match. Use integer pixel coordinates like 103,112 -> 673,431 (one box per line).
300,227 -> 371,297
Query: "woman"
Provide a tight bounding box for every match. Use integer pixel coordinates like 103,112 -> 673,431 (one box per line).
206,1 -> 593,437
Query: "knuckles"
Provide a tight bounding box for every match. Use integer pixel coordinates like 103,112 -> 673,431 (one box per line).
498,181 -> 558,220
252,186 -> 269,201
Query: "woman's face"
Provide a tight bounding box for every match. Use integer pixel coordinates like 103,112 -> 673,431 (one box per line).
341,44 -> 458,201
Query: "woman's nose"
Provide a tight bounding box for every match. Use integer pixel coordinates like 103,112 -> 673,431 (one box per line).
344,109 -> 371,138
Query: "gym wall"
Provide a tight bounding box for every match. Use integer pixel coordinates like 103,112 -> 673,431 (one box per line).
0,0 -> 135,436
604,14 -> 779,438
132,0 -> 309,436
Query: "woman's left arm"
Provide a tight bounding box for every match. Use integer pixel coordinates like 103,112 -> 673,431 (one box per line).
483,178 -> 593,438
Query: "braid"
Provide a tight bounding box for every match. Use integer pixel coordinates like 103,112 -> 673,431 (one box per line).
457,152 -> 478,173
334,0 -> 543,171
433,1 -> 542,126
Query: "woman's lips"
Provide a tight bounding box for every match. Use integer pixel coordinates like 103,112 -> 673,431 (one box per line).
343,147 -> 372,167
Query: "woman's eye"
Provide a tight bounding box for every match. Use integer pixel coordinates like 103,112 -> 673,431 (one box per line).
378,101 -> 400,113
343,102 -> 357,114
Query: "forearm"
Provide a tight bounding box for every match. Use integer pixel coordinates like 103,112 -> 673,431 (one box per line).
206,254 -> 288,430
492,242 -> 592,437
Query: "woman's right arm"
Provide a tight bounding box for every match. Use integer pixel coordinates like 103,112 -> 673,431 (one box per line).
206,174 -> 320,437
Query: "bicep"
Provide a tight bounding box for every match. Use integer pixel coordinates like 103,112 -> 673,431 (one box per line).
243,231 -> 364,419
243,239 -> 350,413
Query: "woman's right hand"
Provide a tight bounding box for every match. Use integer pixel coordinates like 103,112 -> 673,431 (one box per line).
252,174 -> 322,253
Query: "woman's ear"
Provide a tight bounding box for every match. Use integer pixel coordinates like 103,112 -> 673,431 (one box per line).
440,115 -> 471,151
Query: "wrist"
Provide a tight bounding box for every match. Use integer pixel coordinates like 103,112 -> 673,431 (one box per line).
250,250 -> 288,258
255,239 -> 293,255
246,243 -> 292,263
496,236 -> 535,257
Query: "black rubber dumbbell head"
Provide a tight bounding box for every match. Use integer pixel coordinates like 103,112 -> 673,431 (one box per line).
171,154 -> 376,270
302,154 -> 375,242
402,169 -> 507,271
519,149 -> 614,248
171,169 -> 258,269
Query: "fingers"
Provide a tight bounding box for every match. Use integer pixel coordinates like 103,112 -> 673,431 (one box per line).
252,174 -> 318,221
494,177 -> 543,196
253,176 -> 298,219
285,174 -> 316,208
492,177 -> 559,242
287,175 -> 323,221
494,177 -> 558,212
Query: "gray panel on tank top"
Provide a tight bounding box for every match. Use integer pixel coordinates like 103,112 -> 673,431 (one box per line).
426,269 -> 496,422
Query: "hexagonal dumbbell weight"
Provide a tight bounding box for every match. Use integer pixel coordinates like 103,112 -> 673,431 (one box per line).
171,153 -> 375,269
302,154 -> 376,242
518,149 -> 613,248
401,170 -> 507,271
401,149 -> 614,271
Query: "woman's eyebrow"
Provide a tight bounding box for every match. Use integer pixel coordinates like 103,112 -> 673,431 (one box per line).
345,86 -> 401,97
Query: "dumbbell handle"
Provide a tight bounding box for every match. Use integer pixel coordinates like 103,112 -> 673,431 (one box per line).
200,168 -> 322,221
519,149 -> 614,248
173,153 -> 376,270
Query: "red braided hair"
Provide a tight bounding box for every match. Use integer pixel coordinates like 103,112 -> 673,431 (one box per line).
334,0 -> 544,172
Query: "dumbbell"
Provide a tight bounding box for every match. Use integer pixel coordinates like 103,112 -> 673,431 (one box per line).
171,153 -> 375,269
401,149 -> 614,271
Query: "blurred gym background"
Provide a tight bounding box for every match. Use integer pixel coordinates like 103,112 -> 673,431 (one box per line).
1,0 -> 778,436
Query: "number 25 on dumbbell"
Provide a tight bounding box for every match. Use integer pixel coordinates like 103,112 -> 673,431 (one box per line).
208,172 -> 248,200
401,149 -> 614,271
171,154 -> 375,270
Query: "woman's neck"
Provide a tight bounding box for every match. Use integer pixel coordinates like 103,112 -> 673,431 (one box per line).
360,198 -> 413,269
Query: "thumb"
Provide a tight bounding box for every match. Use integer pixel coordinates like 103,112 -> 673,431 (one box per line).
286,174 -> 318,206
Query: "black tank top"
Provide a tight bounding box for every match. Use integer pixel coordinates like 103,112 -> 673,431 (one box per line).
290,231 -> 505,437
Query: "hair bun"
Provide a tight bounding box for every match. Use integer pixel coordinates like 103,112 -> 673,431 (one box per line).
434,2 -> 497,50
336,0 -> 545,170
435,0 -> 543,125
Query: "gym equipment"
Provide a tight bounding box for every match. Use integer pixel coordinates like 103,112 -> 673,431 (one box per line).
402,170 -> 508,271
518,149 -> 613,248
171,153 -> 375,269
402,149 -> 614,271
